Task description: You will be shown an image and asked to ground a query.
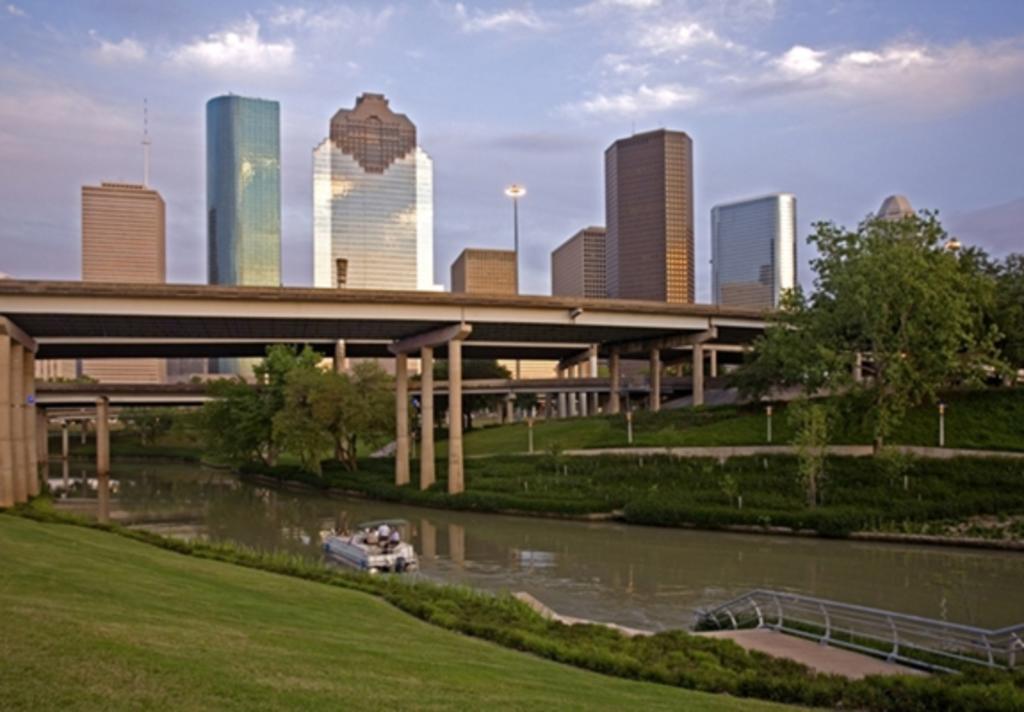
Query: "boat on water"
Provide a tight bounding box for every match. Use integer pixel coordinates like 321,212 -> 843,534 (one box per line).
322,519 -> 419,574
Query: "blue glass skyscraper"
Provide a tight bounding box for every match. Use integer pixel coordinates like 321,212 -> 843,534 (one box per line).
206,95 -> 281,287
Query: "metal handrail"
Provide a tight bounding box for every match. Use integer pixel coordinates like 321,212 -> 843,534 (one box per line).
695,589 -> 1024,673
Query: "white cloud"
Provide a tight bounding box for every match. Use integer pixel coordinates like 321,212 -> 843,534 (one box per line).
637,21 -> 736,54
576,0 -> 660,14
774,45 -> 825,77
453,3 -> 546,33
90,33 -> 147,64
566,83 -> 699,117
6,4 -> 26,17
601,52 -> 650,78
269,5 -> 395,35
169,18 -> 294,74
754,38 -> 1024,112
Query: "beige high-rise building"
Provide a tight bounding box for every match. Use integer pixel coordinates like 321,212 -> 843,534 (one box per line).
551,226 -> 606,298
605,129 -> 694,303
451,248 -> 517,295
80,182 -> 166,383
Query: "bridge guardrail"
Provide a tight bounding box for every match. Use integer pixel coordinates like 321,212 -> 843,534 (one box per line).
695,589 -> 1024,673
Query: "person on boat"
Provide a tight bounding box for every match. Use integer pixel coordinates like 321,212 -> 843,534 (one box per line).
365,528 -> 379,547
389,529 -> 401,548
377,524 -> 392,551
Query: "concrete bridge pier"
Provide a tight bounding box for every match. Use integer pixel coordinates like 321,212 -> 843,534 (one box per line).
576,364 -> 588,417
96,396 -> 110,477
1,320 -> 39,507
419,346 -> 434,490
608,349 -> 621,415
649,348 -> 661,413
588,346 -> 600,414
36,409 -> 48,475
61,422 -> 70,460
692,343 -> 705,407
390,324 -> 470,495
0,334 -> 12,507
394,353 -> 410,486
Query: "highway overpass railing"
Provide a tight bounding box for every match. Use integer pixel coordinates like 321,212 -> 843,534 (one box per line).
695,589 -> 1024,672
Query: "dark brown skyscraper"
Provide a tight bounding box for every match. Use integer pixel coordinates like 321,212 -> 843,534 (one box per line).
605,129 -> 694,303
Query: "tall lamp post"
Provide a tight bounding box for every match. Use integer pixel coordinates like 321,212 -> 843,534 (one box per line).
505,184 -> 526,290
505,184 -> 526,380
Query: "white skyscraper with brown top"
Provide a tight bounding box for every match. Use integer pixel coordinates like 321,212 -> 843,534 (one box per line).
313,93 -> 435,291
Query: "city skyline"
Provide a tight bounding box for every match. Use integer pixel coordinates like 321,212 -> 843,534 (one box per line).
1,1 -> 1022,300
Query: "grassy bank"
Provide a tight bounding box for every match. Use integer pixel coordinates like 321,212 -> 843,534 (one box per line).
247,452 -> 1024,541
0,512 -> 788,712
7,504 -> 1024,711
449,388 -> 1024,456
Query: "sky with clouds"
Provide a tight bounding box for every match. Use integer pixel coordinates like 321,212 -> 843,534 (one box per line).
1,0 -> 1023,298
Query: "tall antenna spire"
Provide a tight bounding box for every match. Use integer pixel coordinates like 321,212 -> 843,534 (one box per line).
142,98 -> 151,187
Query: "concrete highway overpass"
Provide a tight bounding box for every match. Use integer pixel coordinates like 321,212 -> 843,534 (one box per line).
0,280 -> 766,505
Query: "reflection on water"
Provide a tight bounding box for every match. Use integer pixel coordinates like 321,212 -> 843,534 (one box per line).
51,459 -> 1024,632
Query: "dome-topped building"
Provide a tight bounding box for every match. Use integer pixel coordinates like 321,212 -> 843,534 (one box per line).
877,194 -> 915,221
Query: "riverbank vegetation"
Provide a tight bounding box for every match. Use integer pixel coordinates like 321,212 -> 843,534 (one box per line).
8,504 -> 1024,711
244,450 -> 1024,541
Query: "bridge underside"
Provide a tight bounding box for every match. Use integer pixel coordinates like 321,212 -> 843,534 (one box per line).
0,280 -> 767,504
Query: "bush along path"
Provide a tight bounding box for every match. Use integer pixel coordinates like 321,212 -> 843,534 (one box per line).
9,499 -> 1024,712
242,451 -> 1024,546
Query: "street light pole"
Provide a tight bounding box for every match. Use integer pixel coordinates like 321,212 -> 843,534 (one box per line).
504,184 -> 526,292
505,184 -> 526,381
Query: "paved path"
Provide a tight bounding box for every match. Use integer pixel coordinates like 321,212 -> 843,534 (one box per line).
697,629 -> 927,679
550,444 -> 1024,460
516,592 -> 926,680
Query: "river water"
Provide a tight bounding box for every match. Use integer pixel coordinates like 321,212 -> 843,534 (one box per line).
49,459 -> 1024,632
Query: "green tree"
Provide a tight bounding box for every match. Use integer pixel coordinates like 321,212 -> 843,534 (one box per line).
789,400 -> 830,508
737,212 -> 1002,448
199,345 -> 322,466
122,408 -> 174,445
309,362 -> 394,471
274,366 -> 333,475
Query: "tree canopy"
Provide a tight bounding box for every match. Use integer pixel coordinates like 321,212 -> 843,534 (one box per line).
199,346 -> 394,474
735,212 -> 1008,447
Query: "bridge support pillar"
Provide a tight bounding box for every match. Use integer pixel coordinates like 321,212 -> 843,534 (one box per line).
10,343 -> 26,504
25,352 -> 38,498
36,408 -> 48,473
577,364 -> 588,417
447,337 -> 464,494
504,395 -> 514,423
692,344 -> 705,407
96,396 -> 110,477
0,334 -> 12,507
608,349 -> 621,415
557,388 -> 567,419
709,348 -> 718,379
419,346 -> 434,490
61,422 -> 70,460
589,346 -> 599,414
649,348 -> 661,412
394,353 -> 410,486
333,340 -> 347,374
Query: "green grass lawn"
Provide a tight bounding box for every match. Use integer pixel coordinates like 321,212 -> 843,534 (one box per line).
0,516 -> 793,712
448,388 -> 1024,456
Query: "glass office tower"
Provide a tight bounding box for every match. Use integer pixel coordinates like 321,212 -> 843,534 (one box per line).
711,193 -> 797,309
313,93 -> 434,291
206,95 -> 281,287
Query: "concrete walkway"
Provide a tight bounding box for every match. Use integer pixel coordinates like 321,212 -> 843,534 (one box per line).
697,629 -> 927,679
558,444 -> 1024,461
515,592 -> 926,680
